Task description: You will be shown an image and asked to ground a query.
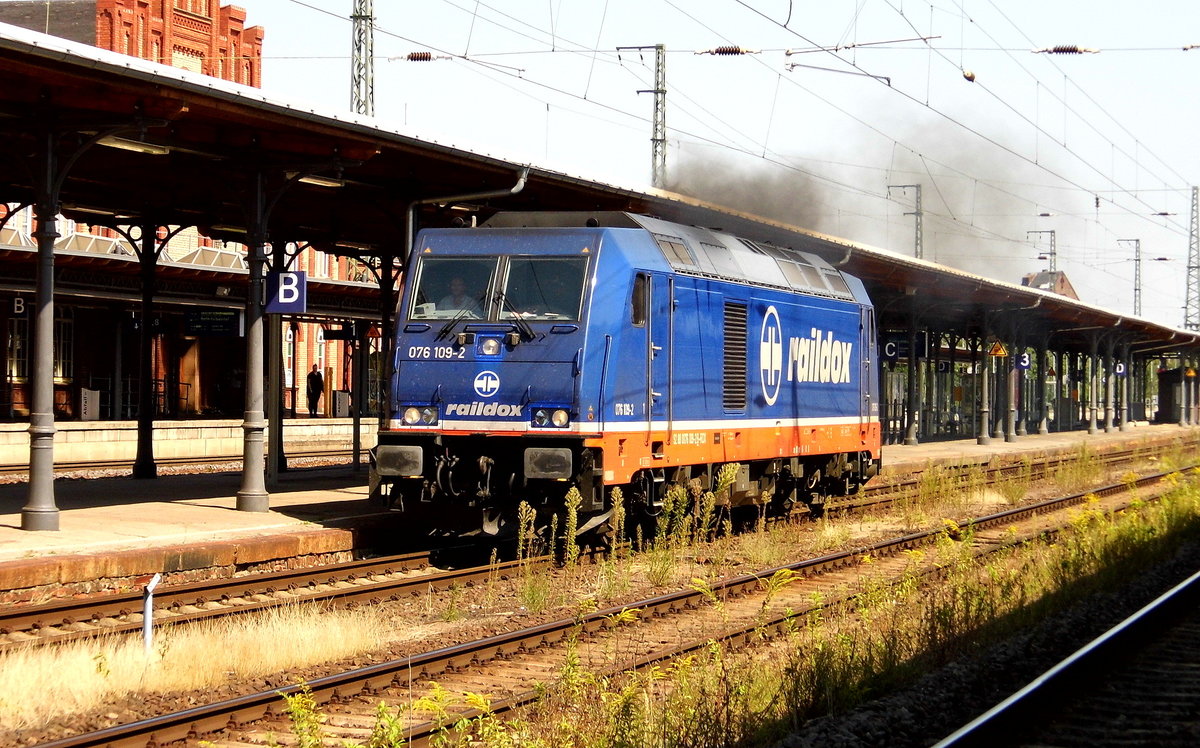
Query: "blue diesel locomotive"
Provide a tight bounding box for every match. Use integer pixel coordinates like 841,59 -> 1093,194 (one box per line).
370,212 -> 881,538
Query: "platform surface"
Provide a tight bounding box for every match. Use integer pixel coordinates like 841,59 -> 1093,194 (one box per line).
0,422 -> 1194,595
0,466 -> 385,561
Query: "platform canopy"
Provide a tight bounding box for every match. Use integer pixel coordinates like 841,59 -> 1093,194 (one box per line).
0,21 -> 1194,356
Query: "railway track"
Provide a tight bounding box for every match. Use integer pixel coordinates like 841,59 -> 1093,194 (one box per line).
842,438 -> 1193,512
3,438 -> 1186,652
935,563 -> 1200,747
29,465 -> 1186,748
0,550 -> 557,651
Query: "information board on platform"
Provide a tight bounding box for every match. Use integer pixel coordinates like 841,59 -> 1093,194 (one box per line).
184,309 -> 243,336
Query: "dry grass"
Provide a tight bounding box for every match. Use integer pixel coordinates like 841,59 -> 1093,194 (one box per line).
0,602 -> 389,730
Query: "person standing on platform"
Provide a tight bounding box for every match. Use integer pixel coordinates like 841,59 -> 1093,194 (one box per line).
307,364 -> 324,417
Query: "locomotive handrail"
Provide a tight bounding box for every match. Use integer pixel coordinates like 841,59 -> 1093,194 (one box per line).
599,334 -> 612,432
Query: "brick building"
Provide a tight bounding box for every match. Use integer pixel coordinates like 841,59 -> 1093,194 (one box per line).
0,0 -> 263,85
0,2 -> 370,420
1021,270 -> 1080,300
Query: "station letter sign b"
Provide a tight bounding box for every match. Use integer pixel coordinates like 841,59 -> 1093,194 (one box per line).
265,271 -> 307,314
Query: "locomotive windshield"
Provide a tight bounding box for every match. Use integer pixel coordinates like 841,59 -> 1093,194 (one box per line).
409,255 -> 589,321
409,257 -> 495,319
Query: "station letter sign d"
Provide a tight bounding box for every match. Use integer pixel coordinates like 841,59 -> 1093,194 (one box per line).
265,271 -> 307,314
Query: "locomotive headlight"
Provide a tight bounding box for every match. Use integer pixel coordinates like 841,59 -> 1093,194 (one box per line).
531,408 -> 570,428
480,337 -> 502,355
402,406 -> 438,426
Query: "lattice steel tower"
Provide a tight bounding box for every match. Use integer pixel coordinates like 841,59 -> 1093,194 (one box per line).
887,184 -> 923,259
616,44 -> 667,187
351,0 -> 375,116
1187,186 -> 1199,330
650,44 -> 666,188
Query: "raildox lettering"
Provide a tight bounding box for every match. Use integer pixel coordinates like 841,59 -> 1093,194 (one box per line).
445,402 -> 524,417
786,328 -> 853,384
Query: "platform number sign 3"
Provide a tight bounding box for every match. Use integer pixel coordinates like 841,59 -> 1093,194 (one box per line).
1014,351 -> 1033,370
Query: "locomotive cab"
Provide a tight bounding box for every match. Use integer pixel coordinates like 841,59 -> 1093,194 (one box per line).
371,224 -> 604,536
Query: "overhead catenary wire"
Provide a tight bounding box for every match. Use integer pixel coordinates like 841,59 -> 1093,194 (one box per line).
730,0 -> 1192,241
971,0 -> 1193,192
275,0 -> 1191,288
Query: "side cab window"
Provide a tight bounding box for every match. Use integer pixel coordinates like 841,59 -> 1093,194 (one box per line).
631,273 -> 648,327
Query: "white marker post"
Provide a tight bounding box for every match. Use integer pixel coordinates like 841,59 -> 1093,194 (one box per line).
142,572 -> 162,656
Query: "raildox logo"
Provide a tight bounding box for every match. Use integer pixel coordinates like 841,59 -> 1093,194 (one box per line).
759,306 -> 783,406
474,370 -> 501,398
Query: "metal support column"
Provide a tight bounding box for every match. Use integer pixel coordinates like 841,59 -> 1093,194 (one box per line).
236,172 -> 270,512
353,321 -> 367,472
289,320 -> 299,418
1180,362 -> 1189,427
1005,346 -> 1017,442
947,334 -> 959,436
130,224 -> 173,479
266,240 -> 288,485
1119,343 -> 1131,431
1015,339 -> 1028,437
1065,350 -> 1075,432
904,321 -> 919,445
1185,362 -> 1195,427
977,333 -> 991,445
1103,338 -> 1116,433
266,313 -> 283,486
1192,361 -> 1199,426
1087,338 -> 1099,434
22,141 -> 60,530
992,354 -> 1005,441
1037,340 -> 1050,434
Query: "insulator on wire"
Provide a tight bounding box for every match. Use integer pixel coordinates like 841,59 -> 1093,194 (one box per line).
388,51 -> 453,63
1032,45 -> 1099,54
695,45 -> 759,55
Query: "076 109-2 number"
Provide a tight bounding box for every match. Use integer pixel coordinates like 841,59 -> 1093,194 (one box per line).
407,345 -> 465,359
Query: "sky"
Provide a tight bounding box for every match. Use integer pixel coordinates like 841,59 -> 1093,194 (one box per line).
234,0 -> 1199,329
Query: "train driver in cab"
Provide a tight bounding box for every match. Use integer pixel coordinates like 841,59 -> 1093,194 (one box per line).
438,276 -> 482,316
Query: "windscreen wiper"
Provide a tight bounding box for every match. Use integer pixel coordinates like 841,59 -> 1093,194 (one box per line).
494,290 -> 536,341
435,307 -> 473,341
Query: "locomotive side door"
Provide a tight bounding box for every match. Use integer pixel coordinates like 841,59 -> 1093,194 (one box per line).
860,306 -> 876,427
646,273 -> 673,435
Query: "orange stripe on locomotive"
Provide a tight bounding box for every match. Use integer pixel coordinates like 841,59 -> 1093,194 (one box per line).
584,420 -> 882,485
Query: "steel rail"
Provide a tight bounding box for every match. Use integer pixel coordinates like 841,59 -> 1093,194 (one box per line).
0,552 -> 550,650
5,438 -> 1184,649
842,438 -> 1193,512
32,465 -> 1186,748
933,563 -> 1200,747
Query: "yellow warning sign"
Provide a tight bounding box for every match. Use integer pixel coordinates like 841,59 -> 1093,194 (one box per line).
988,342 -> 1009,357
